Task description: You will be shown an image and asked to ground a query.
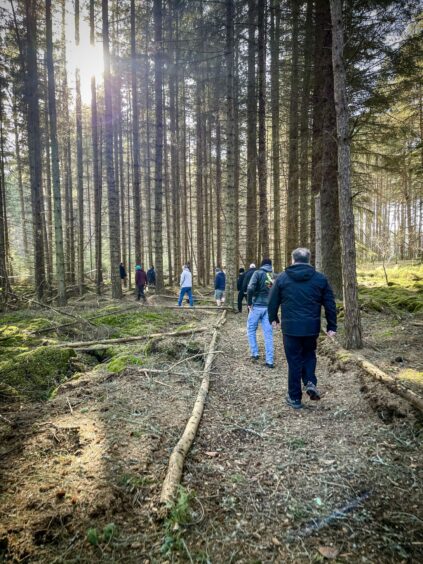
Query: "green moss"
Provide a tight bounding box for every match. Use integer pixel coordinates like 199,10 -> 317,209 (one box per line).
397,369 -> 423,385
107,353 -> 143,373
358,285 -> 423,313
0,347 -> 76,400
92,310 -> 175,338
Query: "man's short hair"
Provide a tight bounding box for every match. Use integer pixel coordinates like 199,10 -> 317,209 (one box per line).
292,248 -> 311,264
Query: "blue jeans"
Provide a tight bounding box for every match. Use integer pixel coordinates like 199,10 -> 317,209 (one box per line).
178,287 -> 193,307
247,306 -> 274,363
283,335 -> 318,401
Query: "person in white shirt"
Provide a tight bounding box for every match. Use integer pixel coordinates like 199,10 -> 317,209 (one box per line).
178,265 -> 193,307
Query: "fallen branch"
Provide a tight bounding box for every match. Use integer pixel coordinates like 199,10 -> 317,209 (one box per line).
53,327 -> 208,349
320,338 -> 423,412
160,310 -> 227,506
291,490 -> 370,539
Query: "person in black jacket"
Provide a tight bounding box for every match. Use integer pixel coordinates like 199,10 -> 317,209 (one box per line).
237,268 -> 246,313
119,262 -> 127,288
268,247 -> 337,409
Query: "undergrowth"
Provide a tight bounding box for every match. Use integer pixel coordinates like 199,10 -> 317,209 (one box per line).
357,263 -> 423,313
161,487 -> 195,557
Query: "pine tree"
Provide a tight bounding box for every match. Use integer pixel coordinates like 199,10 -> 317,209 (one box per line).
102,0 -> 122,298
46,0 -> 66,305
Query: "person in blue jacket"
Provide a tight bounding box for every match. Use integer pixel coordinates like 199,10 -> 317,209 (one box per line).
214,267 -> 226,307
268,247 -> 337,409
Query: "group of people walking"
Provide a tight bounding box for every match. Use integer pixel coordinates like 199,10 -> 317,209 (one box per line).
243,248 -> 337,409
119,263 -> 156,301
176,248 -> 336,409
120,247 -> 336,410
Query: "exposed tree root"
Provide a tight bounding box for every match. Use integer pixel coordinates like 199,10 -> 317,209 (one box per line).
320,337 -> 423,412
160,310 -> 227,507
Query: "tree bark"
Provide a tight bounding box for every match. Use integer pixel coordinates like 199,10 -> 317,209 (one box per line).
154,0 -> 164,290
24,0 -> 46,300
102,0 -> 122,298
246,0 -> 258,264
257,0 -> 269,259
12,91 -> 29,261
130,0 -> 142,264
270,0 -> 281,270
330,0 -> 362,349
46,0 -> 67,305
225,0 -> 236,307
299,0 -> 313,247
75,0 -> 84,295
89,0 -> 102,294
0,92 -> 11,300
285,0 -> 300,265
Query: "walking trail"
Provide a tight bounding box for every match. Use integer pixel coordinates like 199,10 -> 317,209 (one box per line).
180,314 -> 421,562
0,309 -> 421,563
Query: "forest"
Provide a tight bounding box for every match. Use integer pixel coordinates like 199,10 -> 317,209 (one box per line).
0,0 -> 422,562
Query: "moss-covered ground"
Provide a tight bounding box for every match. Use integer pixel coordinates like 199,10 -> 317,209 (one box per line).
0,304 -> 179,400
357,263 -> 423,313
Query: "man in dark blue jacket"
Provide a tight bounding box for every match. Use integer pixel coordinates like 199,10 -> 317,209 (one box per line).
214,267 -> 226,307
268,248 -> 337,409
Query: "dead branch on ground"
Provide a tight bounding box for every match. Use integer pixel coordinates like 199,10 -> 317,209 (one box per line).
160,310 -> 227,507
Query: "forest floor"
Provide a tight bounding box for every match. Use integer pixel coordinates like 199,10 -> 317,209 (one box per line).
0,280 -> 422,563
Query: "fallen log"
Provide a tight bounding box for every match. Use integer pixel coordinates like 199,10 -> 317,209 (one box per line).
160,310 -> 227,507
52,327 -> 209,349
320,338 -> 423,413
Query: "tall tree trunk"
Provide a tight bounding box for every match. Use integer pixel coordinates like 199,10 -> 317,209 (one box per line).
13,89 -> 30,261
90,1 -> 102,294
215,103 -> 222,269
312,0 -> 342,297
25,0 -> 46,300
285,0 -> 300,265
43,59 -> 53,291
195,75 -> 204,282
130,0 -> 142,264
169,0 -> 181,279
330,0 -> 362,349
75,0 -> 84,295
225,0 -> 236,307
270,0 -> 281,270
143,27 -> 154,268
321,0 -> 342,296
46,0 -> 67,305
299,0 -> 313,247
154,0 -> 164,290
164,88 -> 173,285
61,1 -> 75,286
0,92 -> 11,300
234,47 -> 240,271
257,0 -> 269,259
102,0 -> 122,298
246,0 -> 258,264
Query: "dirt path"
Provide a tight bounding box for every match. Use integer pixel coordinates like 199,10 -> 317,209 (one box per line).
181,314 -> 422,562
0,310 -> 421,563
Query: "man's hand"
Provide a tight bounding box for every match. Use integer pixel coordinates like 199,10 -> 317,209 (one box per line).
272,321 -> 280,329
327,330 -> 336,338
248,305 -> 252,312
